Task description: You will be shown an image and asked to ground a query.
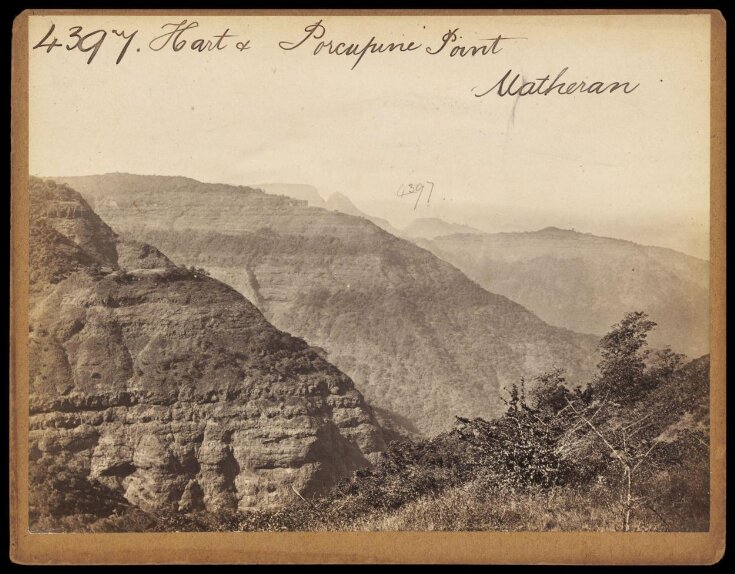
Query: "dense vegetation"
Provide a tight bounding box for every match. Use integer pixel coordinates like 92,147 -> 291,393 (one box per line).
35,312 -> 708,532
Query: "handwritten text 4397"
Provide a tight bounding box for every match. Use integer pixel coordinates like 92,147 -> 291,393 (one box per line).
32,23 -> 138,65
31,20 -> 249,65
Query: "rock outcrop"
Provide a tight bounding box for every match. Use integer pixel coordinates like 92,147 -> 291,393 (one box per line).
253,183 -> 327,209
28,177 -> 385,529
55,174 -> 599,436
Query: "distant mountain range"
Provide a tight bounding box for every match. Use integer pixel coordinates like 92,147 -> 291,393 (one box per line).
252,184 -> 405,237
318,192 -> 483,241
251,184 -> 709,358
252,183 -> 481,241
402,217 -> 483,239
417,227 -> 709,358
55,173 -> 599,436
29,177 -> 386,528
323,192 -> 404,237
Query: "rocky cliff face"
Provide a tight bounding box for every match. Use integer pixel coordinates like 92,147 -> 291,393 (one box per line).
418,227 -> 709,358
28,177 -> 385,529
56,174 -> 599,436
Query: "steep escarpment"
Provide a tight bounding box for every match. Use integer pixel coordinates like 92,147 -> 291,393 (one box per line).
56,174 -> 599,436
419,228 -> 710,358
28,177 -> 385,531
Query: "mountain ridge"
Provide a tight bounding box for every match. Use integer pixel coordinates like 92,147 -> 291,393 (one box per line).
53,173 -> 600,436
29,177 -> 386,530
253,183 -> 327,208
324,191 -> 404,237
403,217 -> 484,239
417,228 -> 709,357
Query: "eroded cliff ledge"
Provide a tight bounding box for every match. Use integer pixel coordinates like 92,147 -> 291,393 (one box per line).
28,177 -> 385,528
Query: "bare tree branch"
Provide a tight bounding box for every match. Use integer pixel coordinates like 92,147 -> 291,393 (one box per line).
622,412 -> 653,432
565,398 -> 628,466
632,440 -> 661,472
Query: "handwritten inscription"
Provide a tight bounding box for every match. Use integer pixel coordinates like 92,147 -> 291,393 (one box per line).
148,20 -> 241,52
31,19 -> 641,97
473,67 -> 640,97
279,20 -> 523,70
426,28 -> 526,57
397,182 -> 435,210
32,23 -> 138,64
279,20 -> 422,70
32,20 -> 249,64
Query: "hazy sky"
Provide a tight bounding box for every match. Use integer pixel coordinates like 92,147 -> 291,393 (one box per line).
29,14 -> 711,258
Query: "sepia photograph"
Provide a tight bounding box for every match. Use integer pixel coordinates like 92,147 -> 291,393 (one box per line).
10,9 -> 725,564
